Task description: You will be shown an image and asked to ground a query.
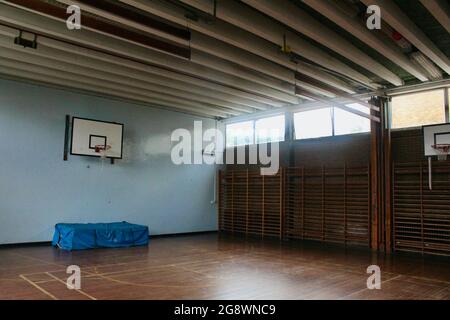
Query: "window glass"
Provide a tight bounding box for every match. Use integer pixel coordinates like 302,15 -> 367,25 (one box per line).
255,115 -> 285,144
334,103 -> 370,135
391,90 -> 445,129
294,108 -> 333,139
226,121 -> 254,147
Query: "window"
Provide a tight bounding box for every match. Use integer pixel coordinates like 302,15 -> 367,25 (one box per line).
334,103 -> 370,135
294,108 -> 333,139
226,121 -> 254,147
226,115 -> 285,147
255,115 -> 285,144
391,89 -> 446,129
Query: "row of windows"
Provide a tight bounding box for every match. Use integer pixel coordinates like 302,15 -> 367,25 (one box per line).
226,104 -> 370,147
226,89 -> 449,147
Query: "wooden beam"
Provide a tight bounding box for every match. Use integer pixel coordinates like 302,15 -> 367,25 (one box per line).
369,96 -> 392,251
384,99 -> 393,253
370,98 -> 380,250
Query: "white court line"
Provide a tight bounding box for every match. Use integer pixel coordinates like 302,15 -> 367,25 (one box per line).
19,274 -> 58,300
45,272 -> 97,300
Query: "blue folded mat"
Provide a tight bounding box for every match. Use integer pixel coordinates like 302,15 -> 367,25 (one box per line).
52,221 -> 149,250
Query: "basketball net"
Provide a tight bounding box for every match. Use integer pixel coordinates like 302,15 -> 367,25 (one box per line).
432,144 -> 450,161
95,144 -> 112,159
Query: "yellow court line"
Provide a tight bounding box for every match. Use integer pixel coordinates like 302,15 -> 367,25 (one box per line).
45,272 -> 97,300
19,274 -> 58,300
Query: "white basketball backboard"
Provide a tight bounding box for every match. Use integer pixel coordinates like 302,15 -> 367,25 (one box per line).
71,117 -> 123,159
423,123 -> 450,157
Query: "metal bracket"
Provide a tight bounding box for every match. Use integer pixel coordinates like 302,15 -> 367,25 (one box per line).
14,30 -> 37,49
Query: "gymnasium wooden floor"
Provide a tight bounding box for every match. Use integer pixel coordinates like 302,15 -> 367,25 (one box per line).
1,233 -> 450,300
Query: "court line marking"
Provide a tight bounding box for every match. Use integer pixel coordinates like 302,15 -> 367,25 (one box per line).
19,248 -> 241,277
45,272 -> 97,300
19,274 -> 58,300
90,271 -> 216,289
14,245 -> 450,298
338,275 -> 403,299
26,264 -> 217,290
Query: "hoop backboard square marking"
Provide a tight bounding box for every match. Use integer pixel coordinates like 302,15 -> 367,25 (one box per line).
435,132 -> 450,145
71,117 -> 123,159
89,135 -> 107,150
423,123 -> 450,157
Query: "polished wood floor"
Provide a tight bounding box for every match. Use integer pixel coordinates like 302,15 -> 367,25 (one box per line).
1,233 -> 450,300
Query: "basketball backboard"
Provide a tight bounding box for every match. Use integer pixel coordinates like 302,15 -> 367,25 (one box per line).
70,117 -> 123,159
423,123 -> 450,157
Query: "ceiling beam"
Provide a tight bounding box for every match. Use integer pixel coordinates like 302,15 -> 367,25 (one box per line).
56,0 -> 297,97
75,0 -> 191,40
242,0 -> 404,86
0,3 -> 295,105
176,0 -> 374,91
295,73 -> 380,112
419,0 -> 450,34
361,0 -> 450,75
0,44 -> 255,114
0,69 -> 227,119
302,0 -> 429,82
0,24 -> 274,111
3,0 -> 191,58
61,0 -> 386,107
0,59 -> 235,118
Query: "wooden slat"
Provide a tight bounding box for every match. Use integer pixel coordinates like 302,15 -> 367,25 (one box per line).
393,161 -> 450,256
219,166 -> 370,247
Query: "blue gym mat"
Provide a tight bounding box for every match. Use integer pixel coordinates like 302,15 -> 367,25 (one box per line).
52,221 -> 149,250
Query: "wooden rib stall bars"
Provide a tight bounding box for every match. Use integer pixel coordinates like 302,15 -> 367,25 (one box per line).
284,166 -> 370,246
219,166 -> 370,247
393,161 -> 450,256
219,169 -> 283,238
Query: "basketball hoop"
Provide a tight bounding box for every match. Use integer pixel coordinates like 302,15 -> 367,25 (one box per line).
94,144 -> 111,159
432,144 -> 450,161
